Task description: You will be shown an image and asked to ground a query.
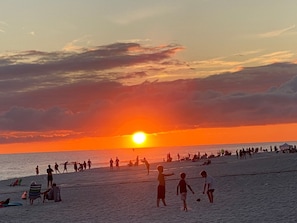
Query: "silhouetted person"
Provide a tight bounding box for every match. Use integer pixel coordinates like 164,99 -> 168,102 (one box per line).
78,163 -> 84,171
54,162 -> 60,174
36,165 -> 39,175
135,156 -> 139,166
47,165 -> 54,188
87,159 -> 91,169
115,157 -> 120,168
63,161 -> 68,173
74,162 -> 78,172
143,157 -> 150,175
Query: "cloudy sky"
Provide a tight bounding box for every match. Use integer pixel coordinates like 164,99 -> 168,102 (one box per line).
1,0 -> 297,153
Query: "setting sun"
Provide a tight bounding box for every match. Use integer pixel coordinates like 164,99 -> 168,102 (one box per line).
132,131 -> 146,145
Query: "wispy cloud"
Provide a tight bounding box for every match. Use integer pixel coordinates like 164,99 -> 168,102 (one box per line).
258,25 -> 296,38
0,21 -> 8,33
63,35 -> 92,52
233,49 -> 263,57
189,49 -> 296,78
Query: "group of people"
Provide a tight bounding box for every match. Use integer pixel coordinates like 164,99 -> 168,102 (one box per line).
157,165 -> 215,211
35,159 -> 92,175
73,160 -> 91,172
113,156 -> 150,175
128,156 -> 140,167
110,156 -> 150,174
34,159 -> 93,192
109,157 -> 120,169
36,163 -> 62,178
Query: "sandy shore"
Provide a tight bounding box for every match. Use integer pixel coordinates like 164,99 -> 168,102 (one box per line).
1,151 -> 297,223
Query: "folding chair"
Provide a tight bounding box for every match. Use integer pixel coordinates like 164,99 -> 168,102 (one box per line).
28,184 -> 42,205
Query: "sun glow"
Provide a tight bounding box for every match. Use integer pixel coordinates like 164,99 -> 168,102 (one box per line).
132,131 -> 146,145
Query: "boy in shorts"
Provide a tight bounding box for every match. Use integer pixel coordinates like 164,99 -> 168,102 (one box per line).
200,170 -> 215,203
157,165 -> 174,207
177,172 -> 194,211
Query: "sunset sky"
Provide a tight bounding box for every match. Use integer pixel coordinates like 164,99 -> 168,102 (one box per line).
1,1 -> 297,154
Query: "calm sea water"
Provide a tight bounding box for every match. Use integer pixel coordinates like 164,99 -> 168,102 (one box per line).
0,141 -> 295,181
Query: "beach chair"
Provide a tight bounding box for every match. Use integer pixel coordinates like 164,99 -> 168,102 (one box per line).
28,184 -> 42,205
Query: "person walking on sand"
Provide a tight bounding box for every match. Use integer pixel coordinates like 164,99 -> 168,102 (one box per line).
47,165 -> 54,188
63,161 -> 68,173
200,170 -> 215,203
177,172 -> 194,211
157,165 -> 174,207
54,162 -> 60,174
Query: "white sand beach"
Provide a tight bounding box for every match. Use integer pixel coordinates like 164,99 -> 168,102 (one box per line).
1,151 -> 297,223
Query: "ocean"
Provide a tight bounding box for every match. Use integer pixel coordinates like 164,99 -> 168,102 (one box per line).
0,141 -> 294,181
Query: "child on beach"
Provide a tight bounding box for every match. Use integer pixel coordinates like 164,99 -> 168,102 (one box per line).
157,165 -> 174,207
200,170 -> 215,203
177,172 -> 194,211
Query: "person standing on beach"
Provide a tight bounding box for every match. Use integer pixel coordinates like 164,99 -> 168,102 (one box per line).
177,172 -> 194,211
134,156 -> 139,166
36,165 -> 39,175
110,158 -> 114,169
157,165 -> 174,207
200,170 -> 215,203
115,157 -> 120,168
47,165 -> 54,188
74,162 -> 78,172
87,159 -> 91,169
143,157 -> 150,175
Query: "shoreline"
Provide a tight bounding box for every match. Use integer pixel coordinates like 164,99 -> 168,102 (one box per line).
1,150 -> 294,185
1,141 -> 293,182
